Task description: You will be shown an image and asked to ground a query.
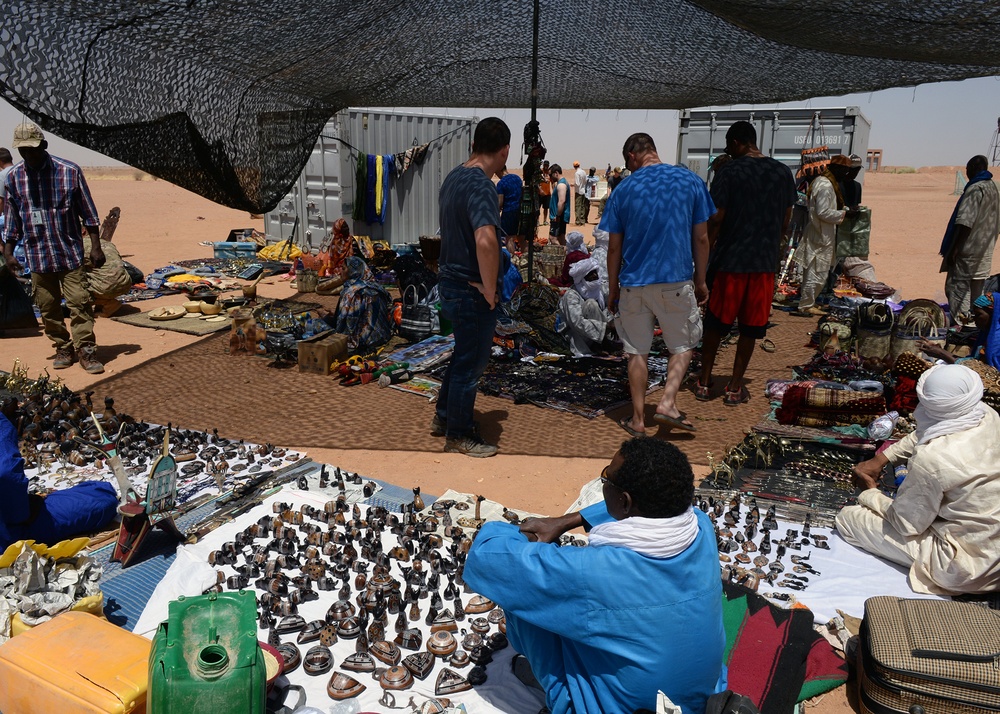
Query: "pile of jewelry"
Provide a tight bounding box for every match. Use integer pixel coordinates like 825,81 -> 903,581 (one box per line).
205,484 -> 512,709
698,494 -> 830,602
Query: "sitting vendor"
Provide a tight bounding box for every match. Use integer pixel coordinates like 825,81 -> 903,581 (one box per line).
836,364 -> 1000,595
464,438 -> 726,714
918,292 -> 999,369
548,231 -> 590,287
558,258 -> 616,356
1,402 -> 118,551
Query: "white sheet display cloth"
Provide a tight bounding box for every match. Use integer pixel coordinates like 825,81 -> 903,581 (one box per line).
138,487 -> 546,714
762,526 -> 944,623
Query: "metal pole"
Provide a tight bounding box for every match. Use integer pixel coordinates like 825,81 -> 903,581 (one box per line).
527,0 -> 540,283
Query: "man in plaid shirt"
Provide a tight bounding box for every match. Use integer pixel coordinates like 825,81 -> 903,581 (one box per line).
2,123 -> 106,374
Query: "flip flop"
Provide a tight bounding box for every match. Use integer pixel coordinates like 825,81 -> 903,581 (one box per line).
653,412 -> 697,432
760,338 -> 776,353
617,416 -> 645,438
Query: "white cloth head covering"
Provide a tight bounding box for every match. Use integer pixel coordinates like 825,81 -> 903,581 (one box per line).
565,231 -> 588,255
588,507 -> 700,559
913,364 -> 987,445
569,258 -> 604,308
592,229 -> 609,249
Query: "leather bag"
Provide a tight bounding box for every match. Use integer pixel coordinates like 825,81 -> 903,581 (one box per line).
398,285 -> 433,342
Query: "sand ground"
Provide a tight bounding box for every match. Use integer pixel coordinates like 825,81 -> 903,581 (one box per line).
4,166 -> 996,714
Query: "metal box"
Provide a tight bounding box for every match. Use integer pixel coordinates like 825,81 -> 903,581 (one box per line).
213,242 -> 259,260
266,108 -> 476,250
677,106 -> 872,182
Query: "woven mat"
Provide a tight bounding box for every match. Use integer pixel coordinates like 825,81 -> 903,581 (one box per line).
88,309 -> 817,464
112,309 -> 232,335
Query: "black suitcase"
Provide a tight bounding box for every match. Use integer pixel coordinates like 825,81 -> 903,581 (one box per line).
859,596 -> 1000,714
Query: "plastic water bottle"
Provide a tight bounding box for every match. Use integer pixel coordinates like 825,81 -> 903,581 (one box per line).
329,702 -> 361,714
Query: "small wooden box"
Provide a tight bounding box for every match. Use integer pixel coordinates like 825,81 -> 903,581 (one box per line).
297,331 -> 348,374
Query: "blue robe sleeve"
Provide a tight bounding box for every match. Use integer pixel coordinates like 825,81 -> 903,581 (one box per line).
579,501 -> 613,530
465,521 -> 594,641
0,414 -> 30,537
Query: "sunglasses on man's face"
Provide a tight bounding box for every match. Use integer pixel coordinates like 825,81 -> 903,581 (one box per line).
600,464 -> 620,488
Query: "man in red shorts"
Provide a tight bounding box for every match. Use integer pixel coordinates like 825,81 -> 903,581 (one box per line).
697,121 -> 796,405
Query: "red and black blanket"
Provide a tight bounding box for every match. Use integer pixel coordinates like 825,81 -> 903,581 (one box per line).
722,582 -> 848,714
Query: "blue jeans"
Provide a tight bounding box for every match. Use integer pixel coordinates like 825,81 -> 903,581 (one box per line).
436,279 -> 497,439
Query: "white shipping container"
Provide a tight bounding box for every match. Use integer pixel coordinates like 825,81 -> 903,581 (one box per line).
677,106 -> 872,183
266,108 -> 475,250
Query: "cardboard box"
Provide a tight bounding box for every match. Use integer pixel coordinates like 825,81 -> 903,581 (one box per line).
0,611 -> 150,714
297,331 -> 349,374
213,242 -> 258,260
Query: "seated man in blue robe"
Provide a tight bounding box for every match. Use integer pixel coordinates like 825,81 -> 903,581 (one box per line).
1,404 -> 118,551
465,438 -> 726,714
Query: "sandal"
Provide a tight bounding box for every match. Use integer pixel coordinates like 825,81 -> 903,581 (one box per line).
723,386 -> 750,406
760,338 -> 776,353
652,412 -> 697,432
616,416 -> 645,437
694,380 -> 712,401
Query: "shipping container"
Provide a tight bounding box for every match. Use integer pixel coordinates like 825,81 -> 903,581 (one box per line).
677,106 -> 872,182
265,108 -> 476,250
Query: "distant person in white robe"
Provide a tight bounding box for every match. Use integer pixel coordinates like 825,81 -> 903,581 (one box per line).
558,258 -> 613,356
836,364 -> 1000,595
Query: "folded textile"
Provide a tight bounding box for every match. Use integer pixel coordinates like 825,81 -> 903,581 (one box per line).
777,385 -> 886,427
765,379 -> 847,401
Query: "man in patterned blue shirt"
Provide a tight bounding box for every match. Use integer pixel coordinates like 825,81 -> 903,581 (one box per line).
599,133 -> 714,435
3,123 -> 106,374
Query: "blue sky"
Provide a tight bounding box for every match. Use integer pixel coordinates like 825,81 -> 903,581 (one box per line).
1,76 -> 998,173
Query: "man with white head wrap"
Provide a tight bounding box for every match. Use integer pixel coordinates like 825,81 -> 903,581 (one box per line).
549,230 -> 590,287
558,257 -> 613,356
836,364 -> 1000,595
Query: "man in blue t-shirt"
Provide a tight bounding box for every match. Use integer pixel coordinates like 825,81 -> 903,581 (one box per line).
432,117 -> 510,458
599,133 -> 714,435
496,165 -> 523,252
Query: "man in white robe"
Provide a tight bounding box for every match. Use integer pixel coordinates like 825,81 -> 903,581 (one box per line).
836,364 -> 1000,595
793,155 -> 855,316
558,258 -> 612,356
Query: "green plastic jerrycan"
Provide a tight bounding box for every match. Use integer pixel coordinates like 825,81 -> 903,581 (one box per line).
149,590 -> 265,714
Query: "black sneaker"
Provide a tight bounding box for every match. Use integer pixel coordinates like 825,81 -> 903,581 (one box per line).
444,433 -> 498,458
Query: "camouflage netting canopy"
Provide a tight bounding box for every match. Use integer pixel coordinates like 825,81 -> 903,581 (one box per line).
2,1 -> 998,212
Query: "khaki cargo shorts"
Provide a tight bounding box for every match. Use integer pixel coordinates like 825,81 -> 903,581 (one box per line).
615,280 -> 702,355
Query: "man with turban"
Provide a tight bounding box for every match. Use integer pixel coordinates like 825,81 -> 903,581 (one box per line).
836,364 -> 1000,594
793,153 -> 857,317
558,257 -> 614,356
549,230 -> 590,287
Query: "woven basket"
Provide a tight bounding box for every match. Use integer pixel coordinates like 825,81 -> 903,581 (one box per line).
856,327 -> 892,360
536,254 -> 563,281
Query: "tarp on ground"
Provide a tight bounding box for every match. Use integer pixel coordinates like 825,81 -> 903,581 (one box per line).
2,1 -> 998,213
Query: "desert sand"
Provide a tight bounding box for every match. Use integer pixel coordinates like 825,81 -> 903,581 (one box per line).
3,165 -> 995,714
